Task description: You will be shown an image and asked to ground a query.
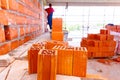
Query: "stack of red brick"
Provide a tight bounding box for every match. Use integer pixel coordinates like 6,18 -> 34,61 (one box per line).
52,18 -> 64,41
106,25 -> 120,32
28,42 -> 57,80
28,41 -> 68,74
0,0 -> 46,55
28,41 -> 88,80
81,29 -> 116,58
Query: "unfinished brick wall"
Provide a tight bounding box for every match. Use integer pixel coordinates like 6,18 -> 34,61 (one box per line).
0,0 -> 46,55
81,29 -> 116,58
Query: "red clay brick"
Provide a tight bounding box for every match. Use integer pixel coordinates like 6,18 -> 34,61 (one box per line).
73,47 -> 87,77
107,35 -> 114,40
4,25 -> 18,40
87,47 -> 99,52
15,15 -> 26,25
52,18 -> 62,32
97,59 -> 111,65
0,10 -> 16,25
19,37 -> 24,46
1,0 -> 18,11
62,48 -> 73,75
88,34 -> 97,39
96,34 -> 107,41
0,25 -> 6,42
19,25 -> 25,37
87,40 -> 99,47
81,38 -> 87,47
11,39 -> 19,50
24,35 -> 31,42
99,41 -> 116,47
37,49 -> 57,80
52,32 -> 63,41
100,29 -> 109,34
0,42 -> 11,55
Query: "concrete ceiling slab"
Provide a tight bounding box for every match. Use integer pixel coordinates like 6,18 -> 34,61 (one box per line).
45,0 -> 120,6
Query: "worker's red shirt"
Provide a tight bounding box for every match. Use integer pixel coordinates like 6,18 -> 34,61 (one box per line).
45,7 -> 54,15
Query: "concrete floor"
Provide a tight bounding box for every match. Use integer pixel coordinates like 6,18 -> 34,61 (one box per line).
0,31 -> 120,80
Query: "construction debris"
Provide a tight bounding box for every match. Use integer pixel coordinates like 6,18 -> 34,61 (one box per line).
97,59 -> 113,65
112,57 -> 120,62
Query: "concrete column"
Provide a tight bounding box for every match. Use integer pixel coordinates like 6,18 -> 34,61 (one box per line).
39,0 -> 45,33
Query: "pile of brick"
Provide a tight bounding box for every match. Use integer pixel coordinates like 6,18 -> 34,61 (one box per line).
97,57 -> 120,65
81,29 -> 116,58
0,0 -> 46,55
28,41 -> 68,74
113,56 -> 120,62
52,18 -> 64,41
28,41 -> 88,80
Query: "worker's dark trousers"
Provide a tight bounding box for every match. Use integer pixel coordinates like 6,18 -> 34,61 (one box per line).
47,13 -> 53,29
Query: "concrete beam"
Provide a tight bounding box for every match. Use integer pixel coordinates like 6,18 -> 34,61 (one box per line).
46,0 -> 120,6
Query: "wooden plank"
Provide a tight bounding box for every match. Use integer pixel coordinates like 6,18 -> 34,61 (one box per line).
8,49 -> 25,59
8,43 -> 32,59
0,67 -> 6,73
57,75 -> 81,80
21,72 -> 37,80
19,51 -> 28,60
0,54 -> 15,67
22,74 -> 81,80
6,60 -> 28,80
0,66 -> 11,80
81,74 -> 107,80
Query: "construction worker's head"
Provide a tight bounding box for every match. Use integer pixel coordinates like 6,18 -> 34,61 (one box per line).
49,3 -> 52,7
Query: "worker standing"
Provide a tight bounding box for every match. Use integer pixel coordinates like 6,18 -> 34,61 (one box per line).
45,3 -> 54,30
